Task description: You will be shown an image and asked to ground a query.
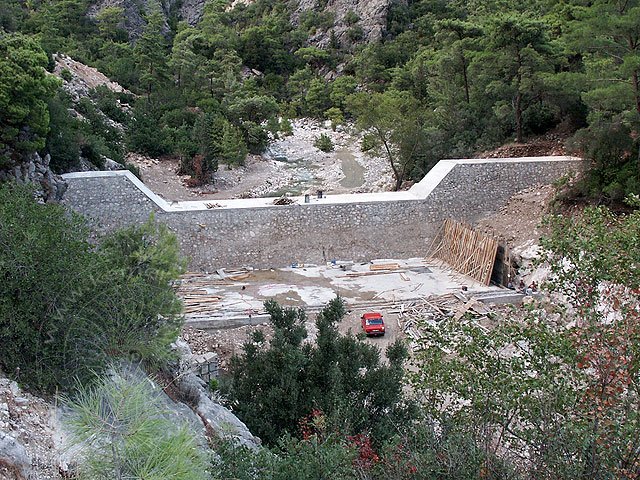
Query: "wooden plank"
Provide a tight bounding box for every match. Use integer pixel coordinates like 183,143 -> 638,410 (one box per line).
369,263 -> 400,271
429,219 -> 498,285
228,273 -> 251,281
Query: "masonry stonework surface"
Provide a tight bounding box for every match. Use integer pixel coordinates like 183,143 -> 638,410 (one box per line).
62,157 -> 582,270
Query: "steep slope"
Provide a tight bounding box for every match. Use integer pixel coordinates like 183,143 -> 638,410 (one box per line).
295,0 -> 402,46
88,0 -> 398,45
88,0 -> 206,39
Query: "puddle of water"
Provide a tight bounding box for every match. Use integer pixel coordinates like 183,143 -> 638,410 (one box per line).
336,149 -> 365,188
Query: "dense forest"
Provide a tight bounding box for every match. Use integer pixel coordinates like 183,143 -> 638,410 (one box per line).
1,0 -> 639,199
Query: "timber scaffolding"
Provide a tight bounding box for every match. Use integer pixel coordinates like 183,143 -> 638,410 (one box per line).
427,219 -> 499,286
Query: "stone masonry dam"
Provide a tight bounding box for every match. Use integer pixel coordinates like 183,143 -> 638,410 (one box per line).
62,156 -> 582,270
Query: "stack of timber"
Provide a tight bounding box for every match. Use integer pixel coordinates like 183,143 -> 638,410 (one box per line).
398,293 -> 493,353
273,196 -> 295,205
177,282 -> 222,315
177,268 -> 253,317
428,219 -> 498,285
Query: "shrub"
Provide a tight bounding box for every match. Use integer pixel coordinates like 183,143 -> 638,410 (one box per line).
0,184 -> 185,391
223,298 -> 413,447
314,133 -> 334,152
344,10 -> 360,26
59,67 -> 73,81
346,25 -> 364,42
64,366 -> 211,480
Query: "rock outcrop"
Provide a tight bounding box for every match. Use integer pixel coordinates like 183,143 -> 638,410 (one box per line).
0,152 -> 67,203
295,0 -> 403,47
88,0 -> 395,47
53,54 -> 132,103
0,376 -> 59,480
88,0 -> 206,40
171,339 -> 261,450
0,431 -> 31,480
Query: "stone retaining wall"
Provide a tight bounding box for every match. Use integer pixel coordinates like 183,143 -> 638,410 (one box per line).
62,157 -> 582,270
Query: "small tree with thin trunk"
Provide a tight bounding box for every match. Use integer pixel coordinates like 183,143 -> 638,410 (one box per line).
347,90 -> 424,191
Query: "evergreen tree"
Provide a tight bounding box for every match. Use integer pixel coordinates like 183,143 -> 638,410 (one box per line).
220,121 -> 247,166
133,9 -> 170,99
0,32 -> 59,157
224,298 -> 412,446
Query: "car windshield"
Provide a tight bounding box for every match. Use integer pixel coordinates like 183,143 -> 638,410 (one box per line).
367,318 -> 383,325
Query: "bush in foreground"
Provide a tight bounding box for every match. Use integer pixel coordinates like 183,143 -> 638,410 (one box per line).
0,183 -> 185,391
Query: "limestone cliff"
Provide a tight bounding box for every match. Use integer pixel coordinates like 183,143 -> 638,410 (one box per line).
295,0 -> 403,47
88,0 -> 398,46
88,0 -> 206,39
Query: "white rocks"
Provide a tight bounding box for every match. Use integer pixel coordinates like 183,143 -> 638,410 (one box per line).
0,431 -> 31,480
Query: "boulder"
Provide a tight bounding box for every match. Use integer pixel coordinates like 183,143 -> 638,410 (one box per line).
171,339 -> 261,450
0,152 -> 68,203
0,431 -> 31,480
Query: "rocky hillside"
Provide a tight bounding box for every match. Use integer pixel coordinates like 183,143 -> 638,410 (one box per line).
88,0 -> 206,38
89,0 -> 397,44
0,340 -> 259,480
295,0 -> 402,47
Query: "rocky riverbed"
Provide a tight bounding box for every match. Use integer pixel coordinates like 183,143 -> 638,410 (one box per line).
129,119 -> 395,201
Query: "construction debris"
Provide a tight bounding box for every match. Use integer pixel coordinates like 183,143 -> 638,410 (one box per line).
397,293 -> 496,353
272,196 -> 296,205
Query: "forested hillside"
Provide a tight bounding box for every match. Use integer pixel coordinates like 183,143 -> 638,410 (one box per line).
1,0 -> 639,198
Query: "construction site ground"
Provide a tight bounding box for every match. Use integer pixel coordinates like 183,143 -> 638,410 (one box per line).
179,258 -> 506,369
180,179 -> 559,370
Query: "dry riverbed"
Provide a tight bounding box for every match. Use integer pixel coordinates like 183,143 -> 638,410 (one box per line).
129,119 -> 394,201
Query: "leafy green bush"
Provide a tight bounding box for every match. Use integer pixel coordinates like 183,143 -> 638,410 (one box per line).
46,92 -> 81,172
127,101 -> 172,157
567,118 -> 640,202
92,85 -> 130,124
344,10 -> 360,26
59,68 -> 73,81
313,133 -> 334,152
346,25 -> 364,42
0,184 -> 185,391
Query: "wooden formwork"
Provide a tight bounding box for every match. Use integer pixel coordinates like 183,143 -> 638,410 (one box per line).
428,219 -> 499,286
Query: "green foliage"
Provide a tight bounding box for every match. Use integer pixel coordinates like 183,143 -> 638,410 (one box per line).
0,185 -> 185,391
0,31 -> 59,156
59,68 -> 73,81
313,133 -> 334,152
0,0 -> 26,32
567,116 -> 640,202
348,90 -> 426,190
2,0 -> 639,199
324,107 -> 344,130
64,366 -> 211,480
45,92 -> 81,172
409,205 -> 640,478
133,10 -> 170,98
127,101 -> 171,157
304,78 -> 331,117
223,297 -> 413,447
220,121 -> 248,166
346,25 -> 364,42
213,418 -> 510,479
214,433 -> 358,480
344,10 -> 360,27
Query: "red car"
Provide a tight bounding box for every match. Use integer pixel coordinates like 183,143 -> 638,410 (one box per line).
361,312 -> 385,336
